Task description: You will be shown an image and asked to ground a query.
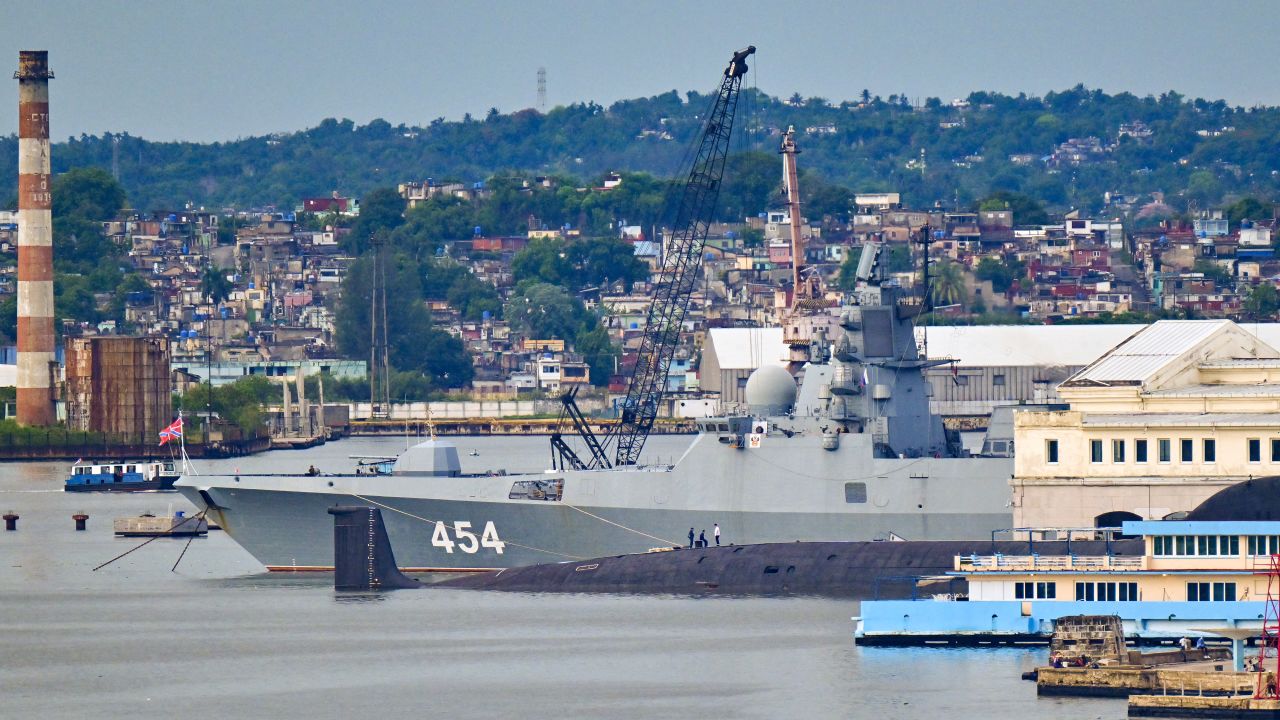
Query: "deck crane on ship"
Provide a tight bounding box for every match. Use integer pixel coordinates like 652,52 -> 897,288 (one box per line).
552,45 -> 756,471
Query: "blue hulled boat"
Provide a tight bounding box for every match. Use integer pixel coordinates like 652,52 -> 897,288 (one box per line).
64,460 -> 180,492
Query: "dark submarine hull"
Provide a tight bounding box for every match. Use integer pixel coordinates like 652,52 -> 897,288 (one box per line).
330,506 -> 1141,597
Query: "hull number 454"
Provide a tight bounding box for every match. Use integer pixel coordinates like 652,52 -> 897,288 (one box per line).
432,521 -> 505,554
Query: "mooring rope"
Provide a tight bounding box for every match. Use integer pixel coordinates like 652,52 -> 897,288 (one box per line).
92,510 -> 208,572
346,492 -> 584,560
561,502 -> 682,546
170,509 -> 208,572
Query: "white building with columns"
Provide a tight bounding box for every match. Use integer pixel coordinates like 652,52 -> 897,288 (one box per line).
1013,320 -> 1280,528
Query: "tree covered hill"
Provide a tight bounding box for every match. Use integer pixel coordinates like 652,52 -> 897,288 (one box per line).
4,86 -> 1280,216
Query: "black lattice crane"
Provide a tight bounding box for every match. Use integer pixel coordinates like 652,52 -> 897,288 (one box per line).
612,46 -> 754,467
553,46 -> 754,471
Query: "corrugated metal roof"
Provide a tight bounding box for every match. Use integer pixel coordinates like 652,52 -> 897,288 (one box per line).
916,325 -> 1146,367
705,328 -> 787,370
1063,320 -> 1231,386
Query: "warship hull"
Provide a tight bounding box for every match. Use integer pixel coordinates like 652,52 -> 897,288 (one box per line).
178,434 -> 1014,571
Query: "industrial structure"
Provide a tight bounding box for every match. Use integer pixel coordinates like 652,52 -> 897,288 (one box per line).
14,51 -> 55,425
554,45 -> 755,470
64,336 -> 171,436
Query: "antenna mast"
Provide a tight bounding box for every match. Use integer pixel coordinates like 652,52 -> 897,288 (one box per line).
368,234 -> 391,419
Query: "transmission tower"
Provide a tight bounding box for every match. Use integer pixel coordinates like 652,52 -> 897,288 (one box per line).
537,67 -> 547,112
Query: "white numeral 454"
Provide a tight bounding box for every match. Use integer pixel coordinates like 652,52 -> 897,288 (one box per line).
432,521 -> 505,554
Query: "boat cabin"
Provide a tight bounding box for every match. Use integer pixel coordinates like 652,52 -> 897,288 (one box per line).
66,461 -> 176,488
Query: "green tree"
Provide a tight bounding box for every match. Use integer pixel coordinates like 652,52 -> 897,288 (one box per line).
974,255 -> 1026,293
347,187 -> 406,253
51,167 -> 127,274
929,260 -> 967,307
512,237 -> 573,288
335,252 -> 473,387
574,323 -> 618,385
1243,283 -> 1280,319
505,282 -> 585,339
1227,197 -> 1270,227
1192,259 -> 1233,286
201,265 -> 232,304
569,236 -> 647,290
977,191 -> 1048,225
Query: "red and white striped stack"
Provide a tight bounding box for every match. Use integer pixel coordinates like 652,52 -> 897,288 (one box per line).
15,51 -> 55,426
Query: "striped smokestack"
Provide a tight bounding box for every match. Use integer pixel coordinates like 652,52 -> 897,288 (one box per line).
15,51 -> 55,426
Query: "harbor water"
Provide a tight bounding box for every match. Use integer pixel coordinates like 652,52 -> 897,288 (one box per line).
2,435 -> 1126,718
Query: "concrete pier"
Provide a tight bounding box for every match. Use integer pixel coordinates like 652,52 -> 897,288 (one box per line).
1129,694 -> 1280,718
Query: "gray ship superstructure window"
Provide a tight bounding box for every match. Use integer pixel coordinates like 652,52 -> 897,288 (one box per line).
508,479 -> 563,501
844,482 -> 867,503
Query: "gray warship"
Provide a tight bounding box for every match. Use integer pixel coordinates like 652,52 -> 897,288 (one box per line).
176,241 -> 1015,571
176,47 -> 1013,571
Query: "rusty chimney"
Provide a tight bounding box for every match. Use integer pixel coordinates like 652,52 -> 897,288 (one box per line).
14,51 -> 55,426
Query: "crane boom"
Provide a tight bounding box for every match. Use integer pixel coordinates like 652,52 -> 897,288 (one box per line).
611,45 -> 755,467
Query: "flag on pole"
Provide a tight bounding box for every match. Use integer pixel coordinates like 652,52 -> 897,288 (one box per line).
158,417 -> 184,446
860,367 -> 869,388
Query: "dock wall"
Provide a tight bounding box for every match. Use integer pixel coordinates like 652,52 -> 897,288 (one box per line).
1038,665 -> 1254,698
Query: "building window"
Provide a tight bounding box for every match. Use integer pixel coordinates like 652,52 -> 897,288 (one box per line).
1188,582 -> 1236,602
1075,581 -> 1137,602
1249,536 -> 1280,556
1203,439 -> 1216,463
1180,439 -> 1193,463
1272,438 -> 1280,463
1135,439 -> 1148,464
1154,535 -> 1240,557
955,375 -> 969,386
1250,438 -> 1262,464
844,482 -> 867,504
1112,440 -> 1125,463
1075,582 -> 1095,601
1158,438 -> 1171,463
1046,439 -> 1059,464
1017,581 -> 1056,599
993,374 -> 1006,386
1090,439 -> 1103,464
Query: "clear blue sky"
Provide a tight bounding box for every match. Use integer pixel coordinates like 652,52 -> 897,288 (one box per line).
2,0 -> 1277,142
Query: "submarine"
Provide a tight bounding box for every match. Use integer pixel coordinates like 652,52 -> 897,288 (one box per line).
328,506 -> 1141,597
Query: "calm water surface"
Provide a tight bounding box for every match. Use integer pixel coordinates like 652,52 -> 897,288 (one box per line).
1,436 -> 1125,718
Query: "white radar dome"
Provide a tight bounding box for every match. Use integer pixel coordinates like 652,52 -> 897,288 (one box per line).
744,365 -> 797,415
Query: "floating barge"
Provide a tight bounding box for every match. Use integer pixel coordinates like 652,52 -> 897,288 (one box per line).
113,512 -> 208,537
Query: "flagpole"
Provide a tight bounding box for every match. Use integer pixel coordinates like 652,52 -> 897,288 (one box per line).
178,412 -> 196,476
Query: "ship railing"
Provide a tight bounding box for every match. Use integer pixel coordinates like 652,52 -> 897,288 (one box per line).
957,554 -> 1146,572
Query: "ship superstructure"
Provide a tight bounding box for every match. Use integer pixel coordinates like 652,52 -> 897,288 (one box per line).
176,47 -> 1015,572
